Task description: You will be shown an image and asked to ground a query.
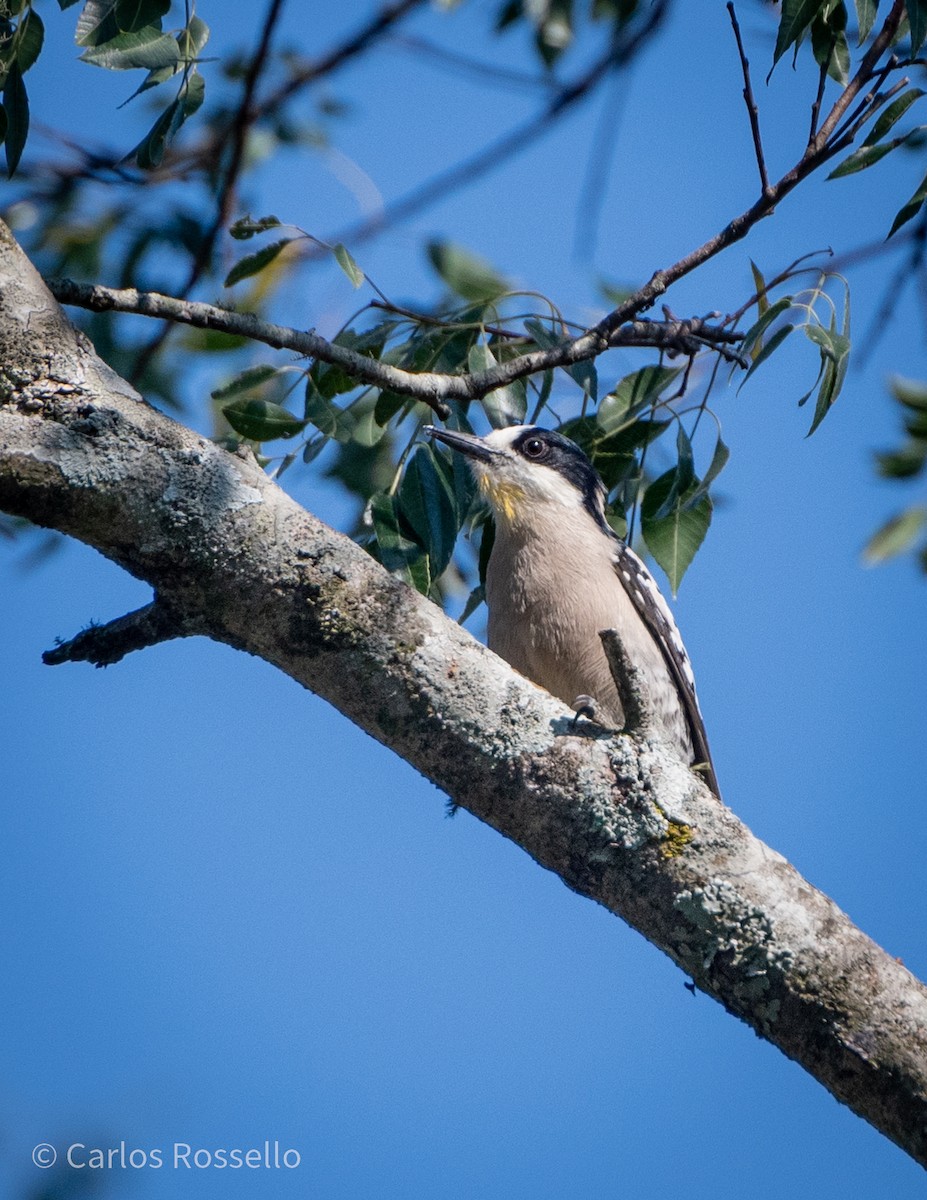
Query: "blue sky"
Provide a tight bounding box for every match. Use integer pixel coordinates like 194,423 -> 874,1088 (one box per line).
2,2 -> 927,1198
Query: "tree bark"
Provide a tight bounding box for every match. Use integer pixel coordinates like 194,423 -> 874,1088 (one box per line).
1,221 -> 926,1167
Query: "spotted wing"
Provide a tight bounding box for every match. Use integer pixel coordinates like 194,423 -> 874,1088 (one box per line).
612,542 -> 719,796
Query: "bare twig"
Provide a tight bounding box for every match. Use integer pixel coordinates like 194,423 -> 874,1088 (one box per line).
857,209 -> 927,365
727,3 -> 770,195
388,34 -> 557,94
809,60 -> 828,142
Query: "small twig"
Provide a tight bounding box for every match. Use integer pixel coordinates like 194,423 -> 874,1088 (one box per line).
727,3 -> 770,194
726,248 -> 832,325
388,34 -> 558,94
834,69 -> 906,145
600,629 -> 655,736
368,298 -> 524,341
857,209 -> 927,365
809,60 -> 828,142
42,601 -> 192,668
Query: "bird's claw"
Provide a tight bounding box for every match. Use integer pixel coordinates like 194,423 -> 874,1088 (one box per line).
571,694 -> 598,728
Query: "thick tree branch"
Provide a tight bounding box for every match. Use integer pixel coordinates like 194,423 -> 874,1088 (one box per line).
3,227 -> 927,1168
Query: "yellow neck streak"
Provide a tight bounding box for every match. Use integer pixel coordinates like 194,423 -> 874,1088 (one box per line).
479,475 -> 525,524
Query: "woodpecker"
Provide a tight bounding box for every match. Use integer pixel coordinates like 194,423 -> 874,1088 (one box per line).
424,423 -> 719,796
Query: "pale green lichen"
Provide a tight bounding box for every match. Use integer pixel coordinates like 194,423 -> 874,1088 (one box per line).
674,879 -> 794,1030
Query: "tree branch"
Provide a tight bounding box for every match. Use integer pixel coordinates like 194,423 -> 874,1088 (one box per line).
42,599 -> 196,667
3,225 -> 927,1169
727,3 -> 770,195
45,277 -> 746,406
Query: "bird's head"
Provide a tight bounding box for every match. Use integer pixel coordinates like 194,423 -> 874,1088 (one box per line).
424,424 -> 608,531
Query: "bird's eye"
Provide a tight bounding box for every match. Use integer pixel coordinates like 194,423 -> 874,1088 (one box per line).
522,436 -> 547,459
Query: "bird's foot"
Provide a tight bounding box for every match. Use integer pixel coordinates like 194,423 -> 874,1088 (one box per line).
571,694 -> 598,728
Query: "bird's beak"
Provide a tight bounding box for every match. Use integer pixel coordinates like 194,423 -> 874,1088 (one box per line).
423,425 -> 499,463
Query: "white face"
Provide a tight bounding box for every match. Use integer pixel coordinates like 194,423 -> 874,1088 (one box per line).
470,426 -> 590,519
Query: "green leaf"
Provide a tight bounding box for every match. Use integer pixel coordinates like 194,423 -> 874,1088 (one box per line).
906,0 -> 927,51
2,63 -> 28,177
641,472 -> 712,595
333,242 -> 364,288
854,0 -> 877,42
180,69 -> 204,117
222,399 -> 306,442
398,446 -> 460,579
224,237 -> 294,286
863,506 -> 927,563
863,87 -> 924,146
16,9 -> 44,73
130,71 -> 202,169
57,0 -> 84,9
804,319 -> 850,435
888,168 -> 927,237
79,26 -> 180,69
749,259 -> 769,319
229,214 -> 282,240
427,240 -> 508,302
459,583 -> 485,625
369,492 -> 431,592
304,379 -> 356,441
773,0 -> 824,65
523,317 -> 560,351
812,16 -> 849,84
827,138 -> 900,178
373,389 -> 406,426
804,321 -> 850,364
876,444 -> 927,477
740,295 -> 793,360
568,357 -> 597,404
311,327 -> 387,400
891,376 -> 927,411
75,0 -> 121,47
120,61 -> 178,102
0,104 -> 7,148
177,14 -> 210,58
133,98 -> 179,168
114,0 -> 170,33
468,342 -> 527,427
597,277 -> 635,307
683,435 -> 730,509
739,323 -> 796,388
597,366 -> 682,431
210,364 -> 282,401
496,0 -> 521,30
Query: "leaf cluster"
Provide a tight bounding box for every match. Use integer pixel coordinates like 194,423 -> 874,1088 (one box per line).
1,1 -> 209,177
